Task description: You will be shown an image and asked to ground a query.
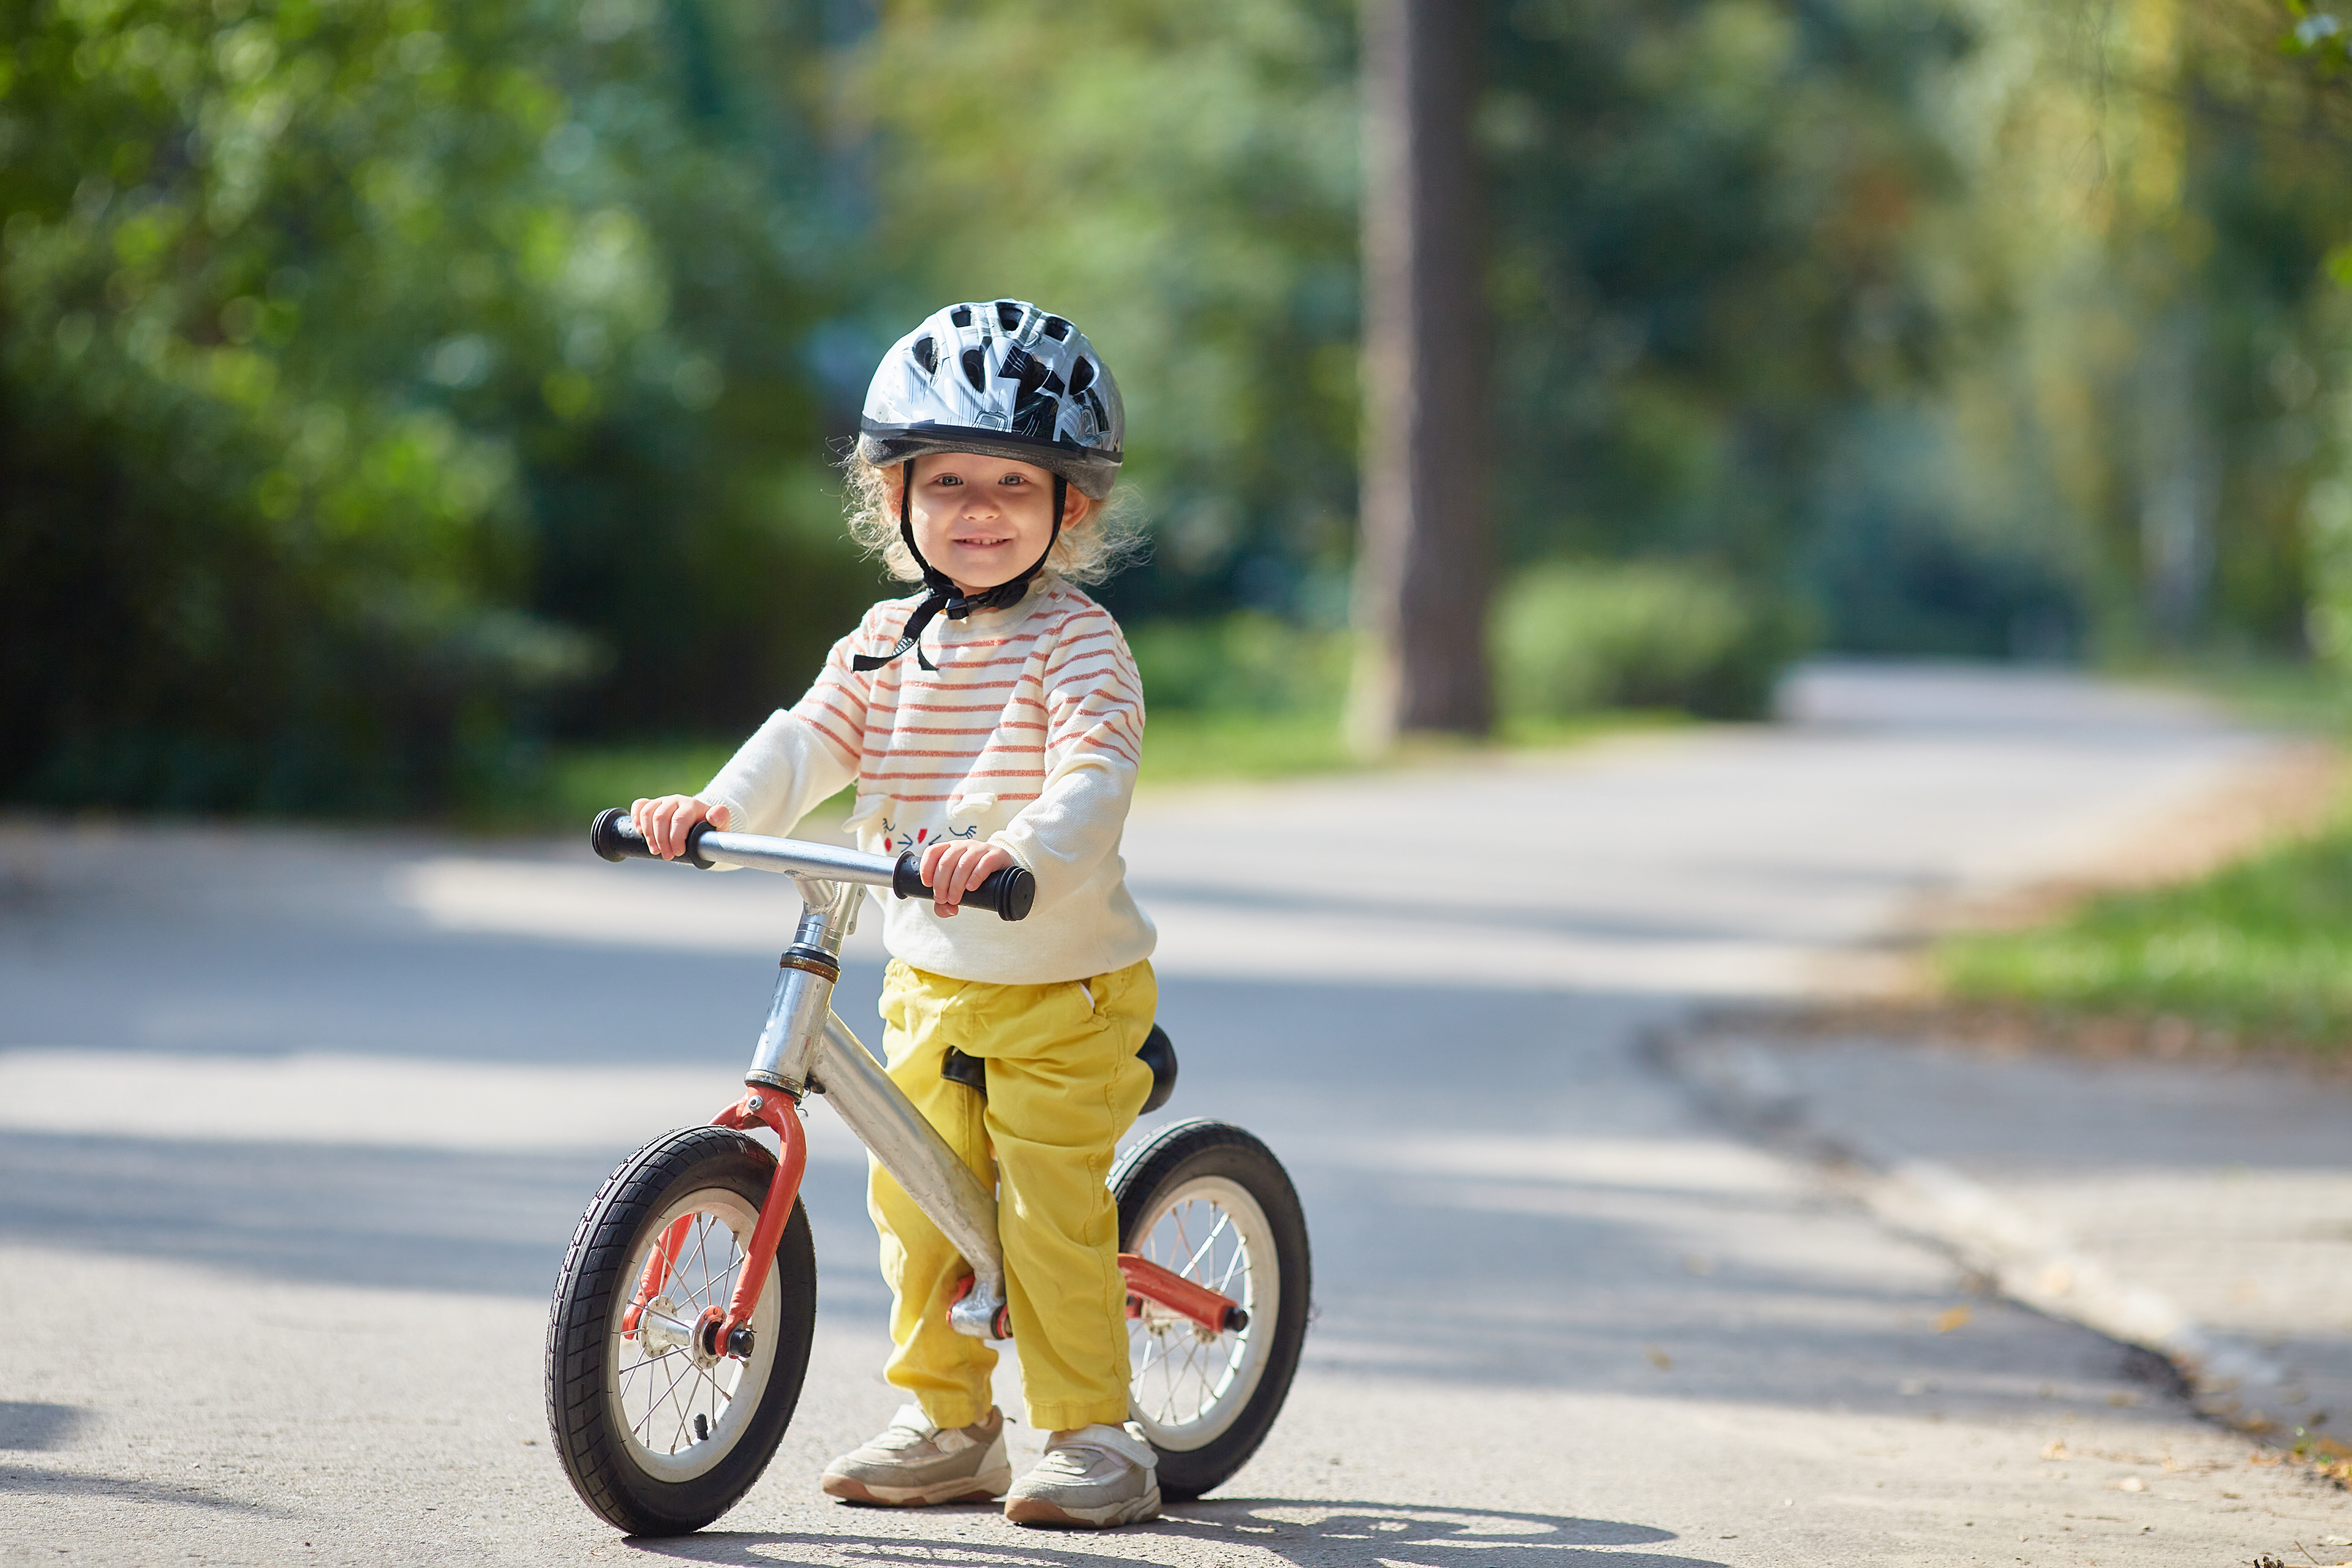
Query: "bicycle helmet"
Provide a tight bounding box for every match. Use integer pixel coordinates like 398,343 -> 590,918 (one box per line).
851,300 -> 1125,673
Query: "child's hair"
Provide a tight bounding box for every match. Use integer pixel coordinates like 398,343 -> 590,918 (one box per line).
842,455 -> 1149,587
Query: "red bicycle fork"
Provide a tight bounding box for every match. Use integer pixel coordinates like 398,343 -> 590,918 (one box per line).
620,1089 -> 810,1363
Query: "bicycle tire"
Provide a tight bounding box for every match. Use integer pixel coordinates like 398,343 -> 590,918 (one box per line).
545,1125 -> 816,1534
1111,1117 -> 1310,1501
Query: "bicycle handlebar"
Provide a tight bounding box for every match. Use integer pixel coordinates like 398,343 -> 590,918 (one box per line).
589,807 -> 1036,921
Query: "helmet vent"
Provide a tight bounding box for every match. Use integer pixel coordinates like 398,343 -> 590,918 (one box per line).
960,347 -> 987,392
949,305 -> 973,328
911,336 -> 938,374
1067,356 -> 1096,395
999,345 -> 1049,398
1041,315 -> 1071,342
995,300 -> 1025,333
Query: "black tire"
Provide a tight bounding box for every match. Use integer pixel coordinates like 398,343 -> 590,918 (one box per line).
1111,1118 -> 1310,1501
545,1126 -> 816,1534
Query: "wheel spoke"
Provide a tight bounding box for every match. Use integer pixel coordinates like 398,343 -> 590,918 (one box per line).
717,1237 -> 743,1311
686,1356 -> 731,1411
1217,1249 -> 1247,1300
1179,1210 -> 1231,1280
682,1218 -> 714,1309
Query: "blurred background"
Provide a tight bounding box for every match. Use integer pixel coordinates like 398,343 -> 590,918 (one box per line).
9,0 -> 2352,821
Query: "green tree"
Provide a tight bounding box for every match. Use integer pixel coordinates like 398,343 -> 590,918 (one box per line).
0,0 -> 867,813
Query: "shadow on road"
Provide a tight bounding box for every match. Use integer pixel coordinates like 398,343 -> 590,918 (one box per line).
0,1402 -> 88,1452
0,1128 -> 886,1307
0,1464 -> 272,1513
623,1498 -> 1724,1568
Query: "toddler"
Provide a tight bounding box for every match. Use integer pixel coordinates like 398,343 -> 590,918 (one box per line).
631,299 -> 1160,1528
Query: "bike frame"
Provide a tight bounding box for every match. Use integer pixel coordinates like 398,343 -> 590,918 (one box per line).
607,819 -> 1243,1363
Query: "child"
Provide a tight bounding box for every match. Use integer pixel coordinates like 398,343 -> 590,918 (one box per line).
630,300 -> 1161,1529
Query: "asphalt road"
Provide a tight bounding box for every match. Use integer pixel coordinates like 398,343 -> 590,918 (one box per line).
4,662 -> 2349,1567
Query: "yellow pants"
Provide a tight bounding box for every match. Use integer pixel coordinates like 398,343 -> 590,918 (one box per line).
869,956 -> 1157,1432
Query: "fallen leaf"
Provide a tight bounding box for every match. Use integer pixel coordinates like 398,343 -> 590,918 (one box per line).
1935,1305 -> 1973,1334
2041,1441 -> 2070,1461
2106,1391 -> 2138,1407
1645,1344 -> 1672,1371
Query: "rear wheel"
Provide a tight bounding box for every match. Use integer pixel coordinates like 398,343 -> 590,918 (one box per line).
545,1126 -> 816,1534
1112,1118 -> 1310,1501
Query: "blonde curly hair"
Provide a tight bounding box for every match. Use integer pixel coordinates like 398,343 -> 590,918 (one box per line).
841,455 -> 1148,587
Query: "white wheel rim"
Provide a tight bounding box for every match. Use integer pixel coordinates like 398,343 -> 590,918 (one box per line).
1127,1174 -> 1277,1452
604,1187 -> 778,1482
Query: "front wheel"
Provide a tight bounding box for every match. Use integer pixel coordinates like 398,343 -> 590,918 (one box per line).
545,1125 -> 816,1534
1112,1118 -> 1311,1501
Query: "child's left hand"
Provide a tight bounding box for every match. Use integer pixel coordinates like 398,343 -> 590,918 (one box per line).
919,839 -> 1017,918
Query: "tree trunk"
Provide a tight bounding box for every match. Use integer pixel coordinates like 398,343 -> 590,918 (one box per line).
1349,0 -> 1493,753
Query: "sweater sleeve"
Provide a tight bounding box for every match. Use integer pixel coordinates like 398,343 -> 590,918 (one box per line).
989,606 -> 1144,914
697,618 -> 874,840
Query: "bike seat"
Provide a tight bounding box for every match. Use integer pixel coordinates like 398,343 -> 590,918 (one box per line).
1135,1024 -> 1178,1114
942,1025 -> 1178,1114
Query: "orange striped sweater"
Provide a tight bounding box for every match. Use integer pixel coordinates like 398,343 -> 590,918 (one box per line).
700,582 -> 1155,986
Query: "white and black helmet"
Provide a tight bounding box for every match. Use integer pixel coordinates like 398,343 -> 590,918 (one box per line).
846,301 -> 1126,674
858,298 -> 1124,500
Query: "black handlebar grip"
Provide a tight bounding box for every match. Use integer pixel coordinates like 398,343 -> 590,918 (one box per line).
892,851 -> 1036,921
590,807 -> 715,869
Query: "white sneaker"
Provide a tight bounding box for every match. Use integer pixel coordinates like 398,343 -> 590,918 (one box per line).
820,1404 -> 1011,1506
1002,1421 -> 1162,1528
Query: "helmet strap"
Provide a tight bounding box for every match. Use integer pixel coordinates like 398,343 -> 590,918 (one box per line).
852,463 -> 1068,673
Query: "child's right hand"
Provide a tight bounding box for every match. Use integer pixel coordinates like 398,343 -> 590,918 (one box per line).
630,795 -> 730,859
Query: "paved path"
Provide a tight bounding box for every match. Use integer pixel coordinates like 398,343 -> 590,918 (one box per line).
3,662 -> 2349,1566
1670,1028 -> 2352,1447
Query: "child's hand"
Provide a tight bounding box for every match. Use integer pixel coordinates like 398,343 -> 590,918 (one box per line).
630,795 -> 729,859
920,839 -> 1015,918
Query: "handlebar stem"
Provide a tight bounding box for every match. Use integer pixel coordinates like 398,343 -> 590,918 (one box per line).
745,877 -> 864,1096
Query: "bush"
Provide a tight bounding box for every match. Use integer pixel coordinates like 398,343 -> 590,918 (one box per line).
1491,561 -> 1794,721
1125,613 -> 1350,714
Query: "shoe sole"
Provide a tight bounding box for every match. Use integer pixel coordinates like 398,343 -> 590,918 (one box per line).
822,1469 -> 1012,1508
1003,1486 -> 1163,1529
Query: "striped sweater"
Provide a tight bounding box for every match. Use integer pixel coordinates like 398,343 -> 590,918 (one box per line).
699,581 -> 1155,986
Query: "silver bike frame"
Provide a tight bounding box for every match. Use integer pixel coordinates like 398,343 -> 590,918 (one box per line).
695,827 -> 1009,1341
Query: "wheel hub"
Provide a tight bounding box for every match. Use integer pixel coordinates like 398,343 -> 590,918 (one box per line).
635,1294 -> 699,1362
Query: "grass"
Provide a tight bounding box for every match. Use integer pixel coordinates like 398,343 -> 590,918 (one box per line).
1132,706 -> 1675,784
533,741 -> 745,832
500,741 -> 852,837
2159,657 -> 2352,734
507,707 -> 1683,831
1134,709 -> 1360,783
1938,799 -> 2352,1054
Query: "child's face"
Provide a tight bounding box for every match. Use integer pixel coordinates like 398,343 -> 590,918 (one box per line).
901,452 -> 1082,595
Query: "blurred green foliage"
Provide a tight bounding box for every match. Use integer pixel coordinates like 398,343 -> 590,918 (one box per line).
1126,614 -> 1351,716
0,0 -> 871,813
1492,562 -> 1793,720
14,0 -> 2352,815
854,0 -> 1361,628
